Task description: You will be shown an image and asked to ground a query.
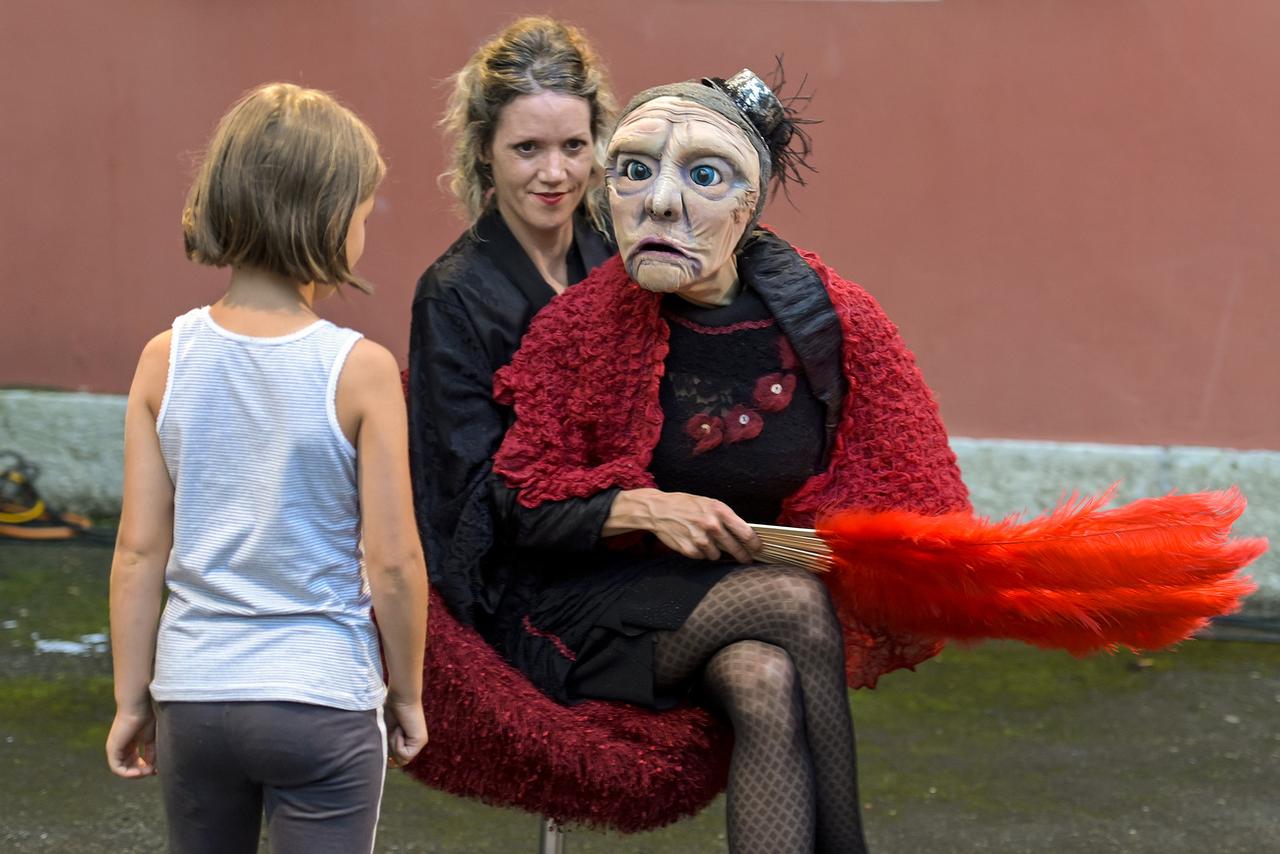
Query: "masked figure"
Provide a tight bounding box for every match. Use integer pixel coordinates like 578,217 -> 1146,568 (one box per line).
484,70 -> 969,854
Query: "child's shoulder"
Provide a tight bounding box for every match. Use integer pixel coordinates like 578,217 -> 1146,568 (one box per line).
333,337 -> 404,437
339,337 -> 401,391
131,329 -> 173,417
134,306 -> 203,409
137,328 -> 173,375
344,336 -> 395,370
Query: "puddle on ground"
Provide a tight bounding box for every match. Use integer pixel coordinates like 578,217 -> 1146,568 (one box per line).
31,633 -> 108,655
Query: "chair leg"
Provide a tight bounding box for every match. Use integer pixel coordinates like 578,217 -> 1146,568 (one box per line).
538,816 -> 566,854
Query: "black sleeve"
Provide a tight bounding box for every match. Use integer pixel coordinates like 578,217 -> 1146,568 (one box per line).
408,287 -> 509,624
408,282 -> 622,623
490,480 -> 620,551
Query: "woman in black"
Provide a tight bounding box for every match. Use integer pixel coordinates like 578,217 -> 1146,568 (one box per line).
408,16 -> 616,633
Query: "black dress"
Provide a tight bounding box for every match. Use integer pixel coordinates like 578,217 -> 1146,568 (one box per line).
494,274 -> 828,709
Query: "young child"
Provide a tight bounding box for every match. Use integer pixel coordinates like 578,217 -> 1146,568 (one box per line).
105,82 -> 429,853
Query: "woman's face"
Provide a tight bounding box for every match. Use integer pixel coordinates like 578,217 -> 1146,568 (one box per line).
606,97 -> 760,300
485,91 -> 594,238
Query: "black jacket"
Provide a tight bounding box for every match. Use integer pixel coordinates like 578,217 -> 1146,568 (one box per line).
408,209 -> 615,628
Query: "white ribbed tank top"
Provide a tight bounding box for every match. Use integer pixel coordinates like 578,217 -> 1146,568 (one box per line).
150,306 -> 385,711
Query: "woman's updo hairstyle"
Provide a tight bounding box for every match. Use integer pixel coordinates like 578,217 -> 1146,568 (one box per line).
441,16 -> 616,230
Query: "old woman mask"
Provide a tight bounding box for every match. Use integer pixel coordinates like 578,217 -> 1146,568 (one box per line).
606,71 -> 792,305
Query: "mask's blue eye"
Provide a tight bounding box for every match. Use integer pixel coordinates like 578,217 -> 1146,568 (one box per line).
624,160 -> 652,181
690,165 -> 720,187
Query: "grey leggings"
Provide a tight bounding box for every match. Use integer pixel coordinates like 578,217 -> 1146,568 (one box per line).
156,701 -> 387,854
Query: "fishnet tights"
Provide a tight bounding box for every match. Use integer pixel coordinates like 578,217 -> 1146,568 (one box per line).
654,565 -> 868,854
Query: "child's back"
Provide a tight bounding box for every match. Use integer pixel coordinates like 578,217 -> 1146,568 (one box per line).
152,306 -> 383,710
105,82 -> 428,854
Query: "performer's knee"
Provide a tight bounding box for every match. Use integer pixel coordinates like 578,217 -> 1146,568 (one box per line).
705,640 -> 802,734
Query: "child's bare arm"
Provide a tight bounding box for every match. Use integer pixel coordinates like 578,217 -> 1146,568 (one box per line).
339,339 -> 429,765
106,332 -> 174,778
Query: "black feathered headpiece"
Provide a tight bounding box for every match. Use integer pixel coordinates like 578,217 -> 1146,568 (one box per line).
701,63 -> 817,196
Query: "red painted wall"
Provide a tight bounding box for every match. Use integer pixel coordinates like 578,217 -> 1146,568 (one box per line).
2,0 -> 1277,449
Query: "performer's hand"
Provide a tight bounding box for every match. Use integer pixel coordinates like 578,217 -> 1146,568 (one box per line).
106,703 -> 157,778
605,488 -> 762,563
384,695 -> 428,768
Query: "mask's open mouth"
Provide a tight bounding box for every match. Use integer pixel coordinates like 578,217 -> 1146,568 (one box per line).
632,238 -> 689,259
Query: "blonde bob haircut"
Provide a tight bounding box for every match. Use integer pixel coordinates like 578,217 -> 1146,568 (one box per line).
441,16 -> 615,230
183,82 -> 385,293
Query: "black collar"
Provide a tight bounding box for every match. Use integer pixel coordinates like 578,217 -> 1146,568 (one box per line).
574,211 -> 614,274
738,229 -> 847,451
473,207 -> 612,314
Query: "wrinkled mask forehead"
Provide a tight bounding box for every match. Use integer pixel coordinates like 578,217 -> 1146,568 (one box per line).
607,96 -> 762,188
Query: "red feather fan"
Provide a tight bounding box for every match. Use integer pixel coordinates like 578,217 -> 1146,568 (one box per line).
809,487 -> 1264,654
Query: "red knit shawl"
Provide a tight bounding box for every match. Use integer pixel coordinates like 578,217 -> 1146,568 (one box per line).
493,247 -> 971,687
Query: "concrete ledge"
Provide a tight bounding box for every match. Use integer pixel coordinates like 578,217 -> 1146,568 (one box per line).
2,390 -> 1275,613
952,438 -> 1279,617
1,390 -> 125,518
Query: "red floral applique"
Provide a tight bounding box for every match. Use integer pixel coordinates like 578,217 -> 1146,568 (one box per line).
752,373 -> 796,412
685,412 -> 725,455
724,406 -> 764,443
